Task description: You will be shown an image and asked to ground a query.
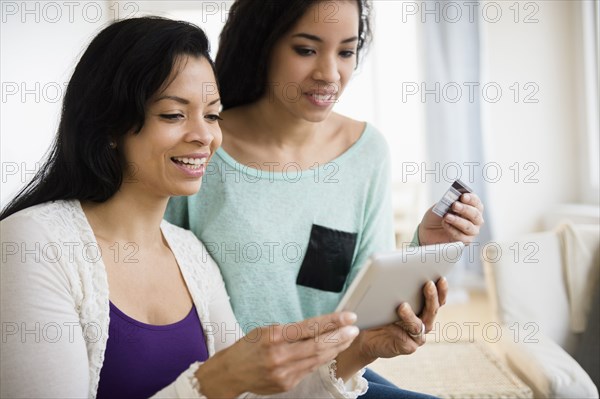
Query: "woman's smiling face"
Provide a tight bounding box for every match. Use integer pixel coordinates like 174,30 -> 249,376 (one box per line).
120,55 -> 222,198
265,0 -> 360,122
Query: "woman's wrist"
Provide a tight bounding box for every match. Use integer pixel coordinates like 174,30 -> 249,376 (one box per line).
355,329 -> 378,365
332,331 -> 376,381
194,355 -> 244,398
416,223 -> 425,246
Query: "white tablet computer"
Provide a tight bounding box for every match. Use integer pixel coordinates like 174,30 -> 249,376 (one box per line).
336,242 -> 464,329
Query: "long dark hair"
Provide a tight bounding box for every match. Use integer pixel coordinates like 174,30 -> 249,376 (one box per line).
1,17 -> 214,220
216,0 -> 372,110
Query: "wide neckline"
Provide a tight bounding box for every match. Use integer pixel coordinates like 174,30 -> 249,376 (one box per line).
109,301 -> 197,331
215,122 -> 372,181
71,200 -> 203,331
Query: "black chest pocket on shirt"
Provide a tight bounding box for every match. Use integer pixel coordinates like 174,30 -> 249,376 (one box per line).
296,224 -> 358,293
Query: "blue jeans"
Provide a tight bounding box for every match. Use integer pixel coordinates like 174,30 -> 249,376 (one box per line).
360,369 -> 439,399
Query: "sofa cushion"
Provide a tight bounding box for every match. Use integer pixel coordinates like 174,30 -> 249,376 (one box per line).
502,330 -> 598,398
484,231 -> 573,350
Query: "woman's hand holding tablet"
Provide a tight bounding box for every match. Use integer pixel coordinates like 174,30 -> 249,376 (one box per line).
336,242 -> 464,330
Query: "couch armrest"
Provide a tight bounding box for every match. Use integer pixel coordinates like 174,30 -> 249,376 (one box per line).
499,328 -> 598,398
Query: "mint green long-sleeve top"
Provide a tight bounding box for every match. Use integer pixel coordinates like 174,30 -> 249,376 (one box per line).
165,123 -> 398,330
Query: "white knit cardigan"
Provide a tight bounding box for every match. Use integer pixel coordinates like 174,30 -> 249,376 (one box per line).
0,200 -> 367,398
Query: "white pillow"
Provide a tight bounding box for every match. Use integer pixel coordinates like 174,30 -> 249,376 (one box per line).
501,330 -> 598,399
484,231 -> 573,349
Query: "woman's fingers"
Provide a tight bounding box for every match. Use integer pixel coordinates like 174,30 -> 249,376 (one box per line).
289,311 -> 357,341
419,281 -> 440,332
444,193 -> 484,232
461,193 -> 484,214
452,200 -> 484,226
258,312 -> 358,366
396,303 -> 426,345
436,277 -> 449,306
445,211 -> 479,235
225,317 -> 358,395
441,218 -> 474,243
441,192 -> 485,244
250,322 -> 358,392
286,324 -> 358,373
284,323 -> 359,362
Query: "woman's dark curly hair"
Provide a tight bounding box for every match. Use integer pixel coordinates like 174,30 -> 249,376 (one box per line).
216,0 -> 373,110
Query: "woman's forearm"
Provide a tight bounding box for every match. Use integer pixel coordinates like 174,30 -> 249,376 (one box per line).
194,351 -> 244,398
333,331 -> 377,381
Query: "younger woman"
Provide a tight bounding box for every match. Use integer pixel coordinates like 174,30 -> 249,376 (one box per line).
166,1 -> 484,397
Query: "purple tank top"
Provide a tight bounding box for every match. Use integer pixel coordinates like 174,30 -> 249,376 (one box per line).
96,302 -> 209,398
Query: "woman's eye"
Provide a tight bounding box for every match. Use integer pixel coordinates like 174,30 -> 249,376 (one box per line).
160,113 -> 184,121
340,50 -> 356,59
205,114 -> 223,122
294,47 -> 316,56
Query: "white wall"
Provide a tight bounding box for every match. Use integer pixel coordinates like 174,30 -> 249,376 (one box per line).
480,0 -> 589,241
1,0 -> 111,206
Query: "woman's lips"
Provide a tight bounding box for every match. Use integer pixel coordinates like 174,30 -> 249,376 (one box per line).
171,156 -> 208,178
304,92 -> 337,107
